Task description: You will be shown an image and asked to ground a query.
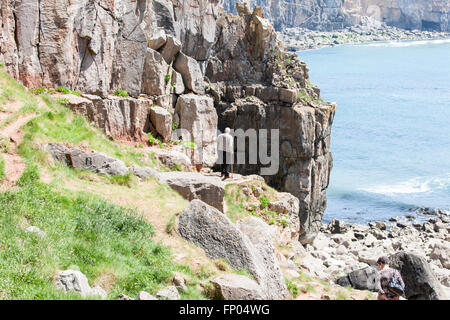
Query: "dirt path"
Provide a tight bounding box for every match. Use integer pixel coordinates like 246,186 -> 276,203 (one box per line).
0,113 -> 36,188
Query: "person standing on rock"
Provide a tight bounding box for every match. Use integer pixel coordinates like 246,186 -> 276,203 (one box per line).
376,256 -> 405,300
217,128 -> 234,180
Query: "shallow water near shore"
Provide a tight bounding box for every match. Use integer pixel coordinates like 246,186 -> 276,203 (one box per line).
298,39 -> 450,224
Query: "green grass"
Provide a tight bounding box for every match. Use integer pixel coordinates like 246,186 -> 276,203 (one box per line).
285,279 -> 299,298
108,174 -> 136,188
0,155 -> 5,181
0,165 -> 205,300
113,89 -> 129,97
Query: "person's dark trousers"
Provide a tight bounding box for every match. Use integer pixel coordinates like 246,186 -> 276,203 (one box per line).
221,150 -> 231,177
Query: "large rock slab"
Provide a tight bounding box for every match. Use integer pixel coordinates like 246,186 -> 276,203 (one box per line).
45,143 -> 128,176
173,53 -> 205,94
55,270 -> 107,299
210,274 -> 264,300
388,252 -> 447,300
158,172 -> 224,211
176,200 -> 288,299
175,94 -> 218,167
335,266 -> 379,291
141,48 -> 170,96
67,94 -> 151,143
149,106 -> 172,142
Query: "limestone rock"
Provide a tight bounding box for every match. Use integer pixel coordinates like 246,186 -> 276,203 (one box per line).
158,172 -> 224,211
336,266 -> 379,291
176,200 -> 288,299
148,29 -> 167,51
25,226 -> 45,238
149,147 -> 192,170
156,286 -> 180,300
210,274 -> 264,300
160,35 -> 181,64
149,106 -> 172,142
45,143 -> 128,176
55,270 -> 106,299
130,165 -> 159,180
138,291 -> 158,300
388,252 -> 447,300
141,49 -> 170,96
429,242 -> 450,269
172,274 -> 187,292
174,53 -> 205,95
175,94 -> 218,167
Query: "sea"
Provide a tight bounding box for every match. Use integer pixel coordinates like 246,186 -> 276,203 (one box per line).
298,39 -> 450,225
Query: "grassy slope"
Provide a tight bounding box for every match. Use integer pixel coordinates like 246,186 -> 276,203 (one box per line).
0,68 -> 212,300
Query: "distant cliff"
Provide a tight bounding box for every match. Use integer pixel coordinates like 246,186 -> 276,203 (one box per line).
223,0 -> 450,32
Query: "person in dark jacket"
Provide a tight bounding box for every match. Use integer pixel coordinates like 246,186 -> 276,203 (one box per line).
376,256 -> 405,300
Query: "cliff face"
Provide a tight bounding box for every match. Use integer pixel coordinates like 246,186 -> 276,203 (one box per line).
223,0 -> 450,32
0,0 -> 335,243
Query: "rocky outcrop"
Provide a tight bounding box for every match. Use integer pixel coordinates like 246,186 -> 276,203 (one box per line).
174,94 -> 218,167
158,172 -> 225,211
66,94 -> 152,143
210,274 -> 264,300
55,270 -> 107,299
45,143 -> 129,176
389,252 -> 447,300
223,0 -> 450,32
176,199 -> 289,299
3,0 -> 336,246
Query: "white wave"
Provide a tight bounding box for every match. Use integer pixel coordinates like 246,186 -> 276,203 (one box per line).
359,175 -> 450,195
363,38 -> 450,48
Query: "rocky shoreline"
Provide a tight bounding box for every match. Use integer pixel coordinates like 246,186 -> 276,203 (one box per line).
297,210 -> 450,298
279,25 -> 450,52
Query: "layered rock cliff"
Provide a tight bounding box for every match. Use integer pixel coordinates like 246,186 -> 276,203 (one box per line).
223,0 -> 450,32
0,0 -> 335,243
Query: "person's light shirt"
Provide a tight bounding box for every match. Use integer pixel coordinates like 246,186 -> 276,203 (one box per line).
217,132 -> 233,152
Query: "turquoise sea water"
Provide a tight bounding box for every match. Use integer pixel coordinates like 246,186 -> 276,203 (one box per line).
298,39 -> 450,224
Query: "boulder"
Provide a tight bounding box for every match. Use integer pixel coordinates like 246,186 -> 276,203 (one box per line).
160,35 -> 181,64
67,94 -> 151,143
149,106 -> 172,142
55,270 -> 106,299
141,49 -> 170,96
279,88 -> 298,104
175,94 -> 218,167
176,200 -> 288,299
335,266 -> 379,291
129,165 -> 159,180
430,242 -> 450,269
210,274 -> 264,300
171,69 -> 185,95
388,252 -> 447,300
173,53 -> 205,94
147,29 -> 167,51
45,143 -> 129,176
159,172 -> 224,211
328,219 -> 348,234
156,286 -> 180,300
172,274 -> 187,292
138,291 -> 158,300
25,226 -> 45,238
149,147 -> 192,170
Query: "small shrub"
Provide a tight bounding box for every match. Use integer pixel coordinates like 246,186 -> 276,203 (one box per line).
71,91 -> 81,97
56,86 -> 71,94
0,61 -> 4,67
165,73 -> 171,82
113,89 -> 129,97
172,122 -> 179,130
180,140 -> 195,150
285,279 -> 299,298
30,88 -> 46,95
259,196 -> 270,208
0,136 -> 10,153
147,132 -> 162,147
108,174 -> 136,188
